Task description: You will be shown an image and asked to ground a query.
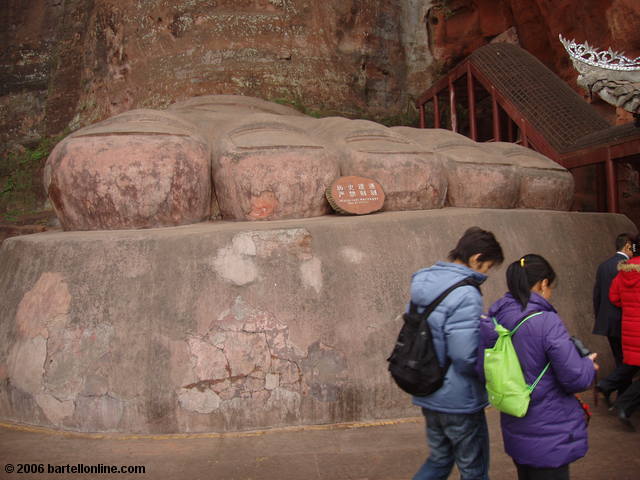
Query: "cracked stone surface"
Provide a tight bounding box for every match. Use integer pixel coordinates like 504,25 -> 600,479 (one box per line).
176,295 -> 308,424
46,109 -> 211,231
1,209 -> 629,433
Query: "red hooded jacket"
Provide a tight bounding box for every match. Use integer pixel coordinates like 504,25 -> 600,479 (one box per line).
609,256 -> 640,366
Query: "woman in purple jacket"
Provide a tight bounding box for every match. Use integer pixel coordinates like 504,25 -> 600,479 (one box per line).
478,254 -> 598,480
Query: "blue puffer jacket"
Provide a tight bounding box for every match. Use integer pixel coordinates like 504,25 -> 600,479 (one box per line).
409,261 -> 488,413
478,293 -> 596,468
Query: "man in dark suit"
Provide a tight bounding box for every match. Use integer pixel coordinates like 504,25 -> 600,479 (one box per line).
593,233 -> 635,367
594,233 -> 638,405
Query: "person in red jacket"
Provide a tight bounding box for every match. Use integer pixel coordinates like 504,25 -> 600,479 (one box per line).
609,256 -> 640,430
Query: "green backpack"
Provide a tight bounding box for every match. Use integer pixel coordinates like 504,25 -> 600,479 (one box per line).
484,312 -> 550,418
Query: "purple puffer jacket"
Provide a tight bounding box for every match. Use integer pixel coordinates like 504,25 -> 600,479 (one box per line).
477,293 -> 596,468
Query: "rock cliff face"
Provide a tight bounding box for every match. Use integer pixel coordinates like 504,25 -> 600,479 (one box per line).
1,0 -> 435,151
3,1 -> 639,149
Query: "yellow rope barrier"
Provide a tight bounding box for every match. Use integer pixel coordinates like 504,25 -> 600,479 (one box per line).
0,417 -> 422,441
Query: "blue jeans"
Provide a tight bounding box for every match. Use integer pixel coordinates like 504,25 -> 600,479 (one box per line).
413,408 -> 490,480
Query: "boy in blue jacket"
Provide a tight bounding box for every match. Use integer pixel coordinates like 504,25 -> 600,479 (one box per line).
411,227 -> 504,480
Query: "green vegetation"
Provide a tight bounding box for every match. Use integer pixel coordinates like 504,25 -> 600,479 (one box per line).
434,0 -> 458,19
0,133 -> 67,223
271,96 -> 327,118
270,95 -> 420,127
376,106 -> 420,128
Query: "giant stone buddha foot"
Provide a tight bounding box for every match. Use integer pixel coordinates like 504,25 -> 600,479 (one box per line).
45,95 -> 575,231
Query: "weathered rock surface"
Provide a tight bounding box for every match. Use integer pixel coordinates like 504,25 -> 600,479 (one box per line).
5,0 -> 639,155
211,114 -> 339,221
395,128 -> 574,210
394,127 -> 519,209
313,119 -> 447,212
168,95 -> 307,123
0,209 -> 633,433
1,0 -> 428,153
45,109 -> 211,230
44,96 -> 575,230
4,1 -> 640,229
483,142 -> 574,210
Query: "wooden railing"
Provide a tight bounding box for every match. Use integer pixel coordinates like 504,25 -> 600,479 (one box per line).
414,57 -> 633,213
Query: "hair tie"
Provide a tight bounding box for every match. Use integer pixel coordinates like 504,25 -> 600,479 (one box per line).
520,258 -> 525,268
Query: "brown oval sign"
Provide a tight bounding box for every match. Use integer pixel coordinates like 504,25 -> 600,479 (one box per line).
326,176 -> 385,215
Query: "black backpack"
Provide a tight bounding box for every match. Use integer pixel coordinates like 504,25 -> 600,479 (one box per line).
387,277 -> 480,397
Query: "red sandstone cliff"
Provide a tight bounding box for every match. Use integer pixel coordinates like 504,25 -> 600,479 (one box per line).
2,0 -> 639,149
1,0 -> 418,150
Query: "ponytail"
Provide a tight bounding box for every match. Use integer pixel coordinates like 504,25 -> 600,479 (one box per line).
506,254 -> 556,309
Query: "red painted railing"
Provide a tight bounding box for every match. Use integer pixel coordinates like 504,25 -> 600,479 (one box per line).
414,57 -> 640,213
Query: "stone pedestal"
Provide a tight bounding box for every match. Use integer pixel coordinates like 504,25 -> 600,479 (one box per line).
0,209 -> 631,433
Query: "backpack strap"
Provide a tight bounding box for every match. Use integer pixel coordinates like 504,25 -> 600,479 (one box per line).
511,311 -> 543,334
409,277 -> 481,319
528,362 -> 551,392
505,311 -> 551,392
408,277 -> 481,371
